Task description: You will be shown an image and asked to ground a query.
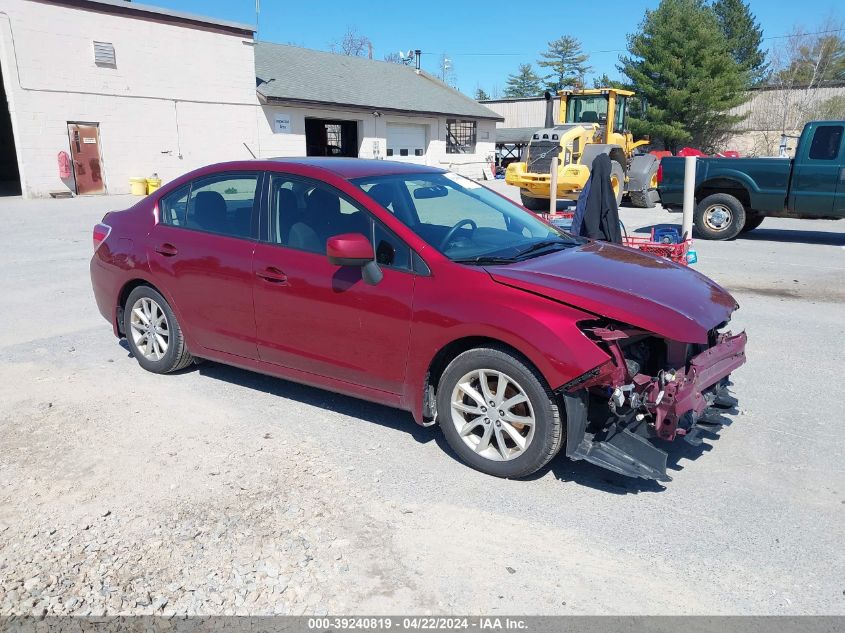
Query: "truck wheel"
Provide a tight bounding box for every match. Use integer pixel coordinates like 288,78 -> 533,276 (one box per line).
610,161 -> 625,207
740,214 -> 765,233
694,193 -> 746,240
520,191 -> 548,212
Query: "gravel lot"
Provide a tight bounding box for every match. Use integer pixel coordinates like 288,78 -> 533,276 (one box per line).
0,183 -> 843,617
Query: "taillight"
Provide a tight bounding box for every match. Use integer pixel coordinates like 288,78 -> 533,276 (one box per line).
656,163 -> 663,184
93,223 -> 111,251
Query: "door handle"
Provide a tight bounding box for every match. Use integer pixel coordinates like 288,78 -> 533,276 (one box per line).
155,243 -> 178,257
256,267 -> 288,284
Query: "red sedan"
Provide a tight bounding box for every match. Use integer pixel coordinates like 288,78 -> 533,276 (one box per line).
90,158 -> 746,481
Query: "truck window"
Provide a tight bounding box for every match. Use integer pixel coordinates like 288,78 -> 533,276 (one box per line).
566,96 -> 608,125
808,125 -> 843,160
613,97 -> 626,134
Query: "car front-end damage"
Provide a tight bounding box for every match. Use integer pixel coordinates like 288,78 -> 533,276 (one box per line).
559,321 -> 747,481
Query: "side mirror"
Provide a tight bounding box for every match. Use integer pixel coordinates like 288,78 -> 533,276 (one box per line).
327,233 -> 374,267
326,233 -> 383,285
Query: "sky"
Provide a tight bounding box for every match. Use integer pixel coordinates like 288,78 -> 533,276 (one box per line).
149,0 -> 842,96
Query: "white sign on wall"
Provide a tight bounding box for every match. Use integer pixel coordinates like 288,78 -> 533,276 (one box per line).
273,112 -> 292,134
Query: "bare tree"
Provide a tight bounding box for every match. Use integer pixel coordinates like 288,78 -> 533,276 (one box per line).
746,18 -> 845,155
330,26 -> 372,57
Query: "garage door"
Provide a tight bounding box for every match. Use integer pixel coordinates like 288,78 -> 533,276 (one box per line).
386,123 -> 426,163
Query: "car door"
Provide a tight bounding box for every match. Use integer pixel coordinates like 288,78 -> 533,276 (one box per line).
147,171 -> 262,359
790,123 -> 845,217
252,173 -> 415,395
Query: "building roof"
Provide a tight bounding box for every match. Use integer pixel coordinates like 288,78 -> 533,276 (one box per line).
255,42 -> 503,121
53,0 -> 254,35
494,127 -> 539,144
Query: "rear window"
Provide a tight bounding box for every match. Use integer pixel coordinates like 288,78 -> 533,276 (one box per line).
808,125 -> 843,160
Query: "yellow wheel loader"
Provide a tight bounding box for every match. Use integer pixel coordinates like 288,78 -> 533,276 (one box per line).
505,88 -> 660,211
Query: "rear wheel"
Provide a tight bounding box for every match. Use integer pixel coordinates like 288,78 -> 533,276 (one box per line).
694,193 -> 746,240
437,347 -> 563,478
740,214 -> 765,233
629,162 -> 659,209
520,191 -> 548,212
123,286 -> 193,374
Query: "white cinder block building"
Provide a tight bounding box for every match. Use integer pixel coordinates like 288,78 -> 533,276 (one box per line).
0,0 -> 258,198
0,0 -> 502,198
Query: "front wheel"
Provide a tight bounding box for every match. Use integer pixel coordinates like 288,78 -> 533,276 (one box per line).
123,286 -> 194,374
437,347 -> 564,478
694,193 -> 747,240
520,191 -> 549,212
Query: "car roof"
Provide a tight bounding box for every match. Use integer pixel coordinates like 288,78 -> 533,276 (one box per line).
266,157 -> 447,179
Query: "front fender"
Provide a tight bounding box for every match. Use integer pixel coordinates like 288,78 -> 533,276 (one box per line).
404,274 -> 610,423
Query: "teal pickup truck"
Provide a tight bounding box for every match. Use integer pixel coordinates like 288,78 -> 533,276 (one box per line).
658,120 -> 845,239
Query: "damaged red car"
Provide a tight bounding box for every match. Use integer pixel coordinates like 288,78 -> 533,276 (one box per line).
90,159 -> 746,481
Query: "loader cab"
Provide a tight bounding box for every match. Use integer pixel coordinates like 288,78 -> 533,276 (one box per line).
560,88 -> 632,145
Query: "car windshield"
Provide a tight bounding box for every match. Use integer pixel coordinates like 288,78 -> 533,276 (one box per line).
352,172 -> 582,264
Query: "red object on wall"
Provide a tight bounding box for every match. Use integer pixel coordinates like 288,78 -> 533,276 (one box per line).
58,151 -> 71,179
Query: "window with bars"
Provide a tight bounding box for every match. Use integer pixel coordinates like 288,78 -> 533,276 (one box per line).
446,119 -> 476,154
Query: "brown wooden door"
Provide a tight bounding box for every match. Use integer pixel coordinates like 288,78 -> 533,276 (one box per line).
67,123 -> 104,194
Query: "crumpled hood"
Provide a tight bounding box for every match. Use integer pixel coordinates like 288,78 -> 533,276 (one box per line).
487,241 -> 738,343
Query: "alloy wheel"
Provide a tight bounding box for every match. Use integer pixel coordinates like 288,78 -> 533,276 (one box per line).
450,369 -> 536,461
129,297 -> 170,361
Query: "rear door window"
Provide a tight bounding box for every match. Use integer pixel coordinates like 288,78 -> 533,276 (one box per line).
808,125 -> 844,160
167,172 -> 260,239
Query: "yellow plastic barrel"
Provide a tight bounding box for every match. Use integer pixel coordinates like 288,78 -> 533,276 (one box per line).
129,177 -> 147,196
146,177 -> 162,194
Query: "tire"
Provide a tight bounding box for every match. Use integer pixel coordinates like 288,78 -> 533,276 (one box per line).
123,285 -> 194,374
436,347 -> 564,478
520,191 -> 549,212
628,160 -> 660,208
609,160 -> 625,208
628,189 -> 655,208
694,193 -> 746,240
740,214 -> 765,233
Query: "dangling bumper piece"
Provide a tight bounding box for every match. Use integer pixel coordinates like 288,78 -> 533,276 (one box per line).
560,329 -> 747,481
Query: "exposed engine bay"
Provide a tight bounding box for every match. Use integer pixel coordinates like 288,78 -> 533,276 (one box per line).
560,321 -> 747,481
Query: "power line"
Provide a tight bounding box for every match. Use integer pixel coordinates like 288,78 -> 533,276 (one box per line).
763,27 -> 844,40
424,27 -> 845,58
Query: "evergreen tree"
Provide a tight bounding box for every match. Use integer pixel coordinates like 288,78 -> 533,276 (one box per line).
538,36 -> 591,92
620,0 -> 749,152
712,0 -> 768,84
592,73 -> 628,89
475,88 -> 491,101
503,64 -> 544,98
